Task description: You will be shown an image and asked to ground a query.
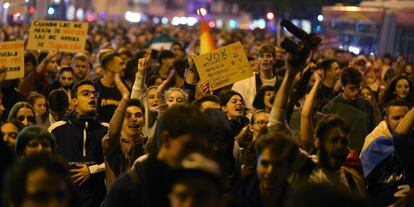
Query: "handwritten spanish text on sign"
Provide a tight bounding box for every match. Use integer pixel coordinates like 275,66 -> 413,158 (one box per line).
0,41 -> 24,80
27,20 -> 89,53
193,42 -> 253,90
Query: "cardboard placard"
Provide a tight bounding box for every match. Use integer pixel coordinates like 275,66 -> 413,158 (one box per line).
193,41 -> 253,90
27,20 -> 88,53
0,41 -> 25,80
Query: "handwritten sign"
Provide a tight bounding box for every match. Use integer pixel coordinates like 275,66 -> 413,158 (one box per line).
193,42 -> 253,90
0,41 -> 24,80
27,20 -> 89,53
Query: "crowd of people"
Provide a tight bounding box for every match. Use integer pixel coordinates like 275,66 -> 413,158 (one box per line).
1,19 -> 414,207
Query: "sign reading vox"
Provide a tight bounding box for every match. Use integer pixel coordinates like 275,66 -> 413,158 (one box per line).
27,20 -> 89,53
0,41 -> 24,80
193,42 -> 253,91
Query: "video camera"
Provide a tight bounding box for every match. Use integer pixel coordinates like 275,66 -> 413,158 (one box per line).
280,19 -> 321,68
280,19 -> 321,122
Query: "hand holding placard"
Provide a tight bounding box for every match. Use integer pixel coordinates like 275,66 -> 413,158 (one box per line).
27,20 -> 88,53
193,42 -> 253,91
0,41 -> 24,80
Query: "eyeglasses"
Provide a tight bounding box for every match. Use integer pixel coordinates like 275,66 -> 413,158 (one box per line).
78,90 -> 99,97
17,115 -> 35,123
254,120 -> 268,126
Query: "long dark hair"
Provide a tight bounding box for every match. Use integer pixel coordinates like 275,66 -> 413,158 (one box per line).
253,86 -> 276,110
382,75 -> 414,106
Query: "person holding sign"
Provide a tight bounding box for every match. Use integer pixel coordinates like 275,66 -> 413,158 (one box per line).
232,44 -> 280,110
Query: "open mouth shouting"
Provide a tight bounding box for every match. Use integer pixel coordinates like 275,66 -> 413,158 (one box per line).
88,100 -> 97,108
128,122 -> 140,129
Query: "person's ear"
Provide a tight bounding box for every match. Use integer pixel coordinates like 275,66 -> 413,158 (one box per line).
71,97 -> 77,107
161,131 -> 171,148
221,106 -> 227,113
314,137 -> 320,149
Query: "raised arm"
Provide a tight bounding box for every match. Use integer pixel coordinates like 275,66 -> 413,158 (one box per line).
395,107 -> 414,135
268,54 -> 305,130
184,52 -> 202,102
301,69 -> 323,153
102,73 -> 130,154
156,70 -> 175,114
36,51 -> 59,74
131,49 -> 151,99
20,51 -> 59,97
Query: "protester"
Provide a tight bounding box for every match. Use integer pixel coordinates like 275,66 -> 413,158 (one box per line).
1,120 -> 24,154
28,92 -> 50,128
361,105 -> 414,206
232,44 -> 280,109
48,88 -> 70,126
382,75 -> 414,107
1,17 -> 414,207
360,100 -> 410,154
102,73 -> 146,188
313,59 -> 341,111
72,53 -> 90,83
3,153 -> 77,207
95,52 -> 125,122
8,102 -> 36,126
103,105 -> 211,207
193,95 -> 221,111
168,153 -> 225,207
50,66 -> 75,95
322,67 -> 376,153
20,51 -> 59,98
252,86 -> 276,112
309,115 -> 365,194
219,90 -> 250,137
15,125 -> 57,157
49,80 -> 107,207
230,132 -> 298,207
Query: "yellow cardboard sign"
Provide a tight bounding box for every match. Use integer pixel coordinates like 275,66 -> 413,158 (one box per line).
27,20 -> 89,53
0,41 -> 25,80
193,42 -> 253,90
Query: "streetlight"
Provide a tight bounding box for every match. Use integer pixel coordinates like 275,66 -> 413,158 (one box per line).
3,2 -> 10,24
3,2 -> 10,9
317,14 -> 324,22
266,12 -> 274,20
197,8 -> 207,16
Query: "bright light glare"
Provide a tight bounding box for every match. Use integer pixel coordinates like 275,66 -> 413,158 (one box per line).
76,8 -> 84,20
348,46 -> 361,55
229,19 -> 237,29
317,14 -> 324,22
216,19 -> 223,28
257,19 -> 266,29
197,8 -> 207,16
187,17 -> 198,26
3,2 -> 10,9
125,11 -> 141,23
161,17 -> 168,24
48,7 -> 55,15
266,12 -> 274,20
172,16 -> 180,25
